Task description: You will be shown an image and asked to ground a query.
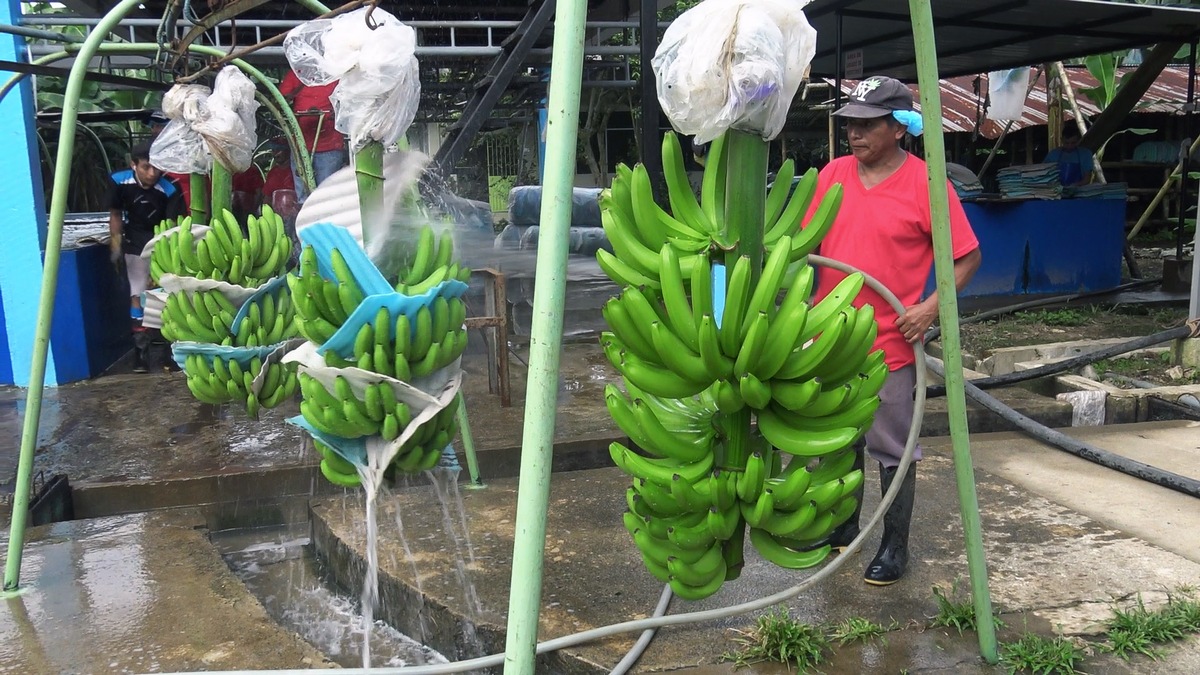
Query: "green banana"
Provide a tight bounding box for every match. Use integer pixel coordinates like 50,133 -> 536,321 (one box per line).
609,441 -> 713,487
736,451 -> 766,503
658,244 -> 699,351
755,407 -> 859,458
662,132 -> 712,233
749,528 -> 831,569
719,255 -> 752,358
787,182 -> 844,262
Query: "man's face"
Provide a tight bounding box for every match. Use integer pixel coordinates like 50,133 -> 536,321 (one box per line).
1062,134 -> 1081,151
844,115 -> 905,165
132,159 -> 162,186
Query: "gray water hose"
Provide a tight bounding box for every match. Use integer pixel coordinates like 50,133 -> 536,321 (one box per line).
925,320 -> 1200,398
926,359 -> 1200,499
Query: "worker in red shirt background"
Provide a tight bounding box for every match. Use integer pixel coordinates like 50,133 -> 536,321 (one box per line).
279,68 -> 347,203
231,138 -> 297,221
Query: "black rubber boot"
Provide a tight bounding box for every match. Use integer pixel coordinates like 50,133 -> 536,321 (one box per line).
132,329 -> 151,374
864,463 -> 916,586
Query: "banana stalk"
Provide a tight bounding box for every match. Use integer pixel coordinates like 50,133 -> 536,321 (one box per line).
355,141 -> 385,250
190,173 -> 210,224
716,129 -> 770,578
210,161 -> 233,220
722,130 -> 769,276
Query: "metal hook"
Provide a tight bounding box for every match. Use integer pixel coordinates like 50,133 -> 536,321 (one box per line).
365,0 -> 383,30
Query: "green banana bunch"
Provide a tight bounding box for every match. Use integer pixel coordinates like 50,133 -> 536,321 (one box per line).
314,438 -> 362,487
160,289 -> 238,345
617,444 -> 747,599
150,210 -> 291,287
299,372 -> 395,439
322,300 -> 467,381
596,130 -> 885,597
150,216 -> 190,283
182,354 -> 298,414
308,385 -> 460,487
389,396 -> 460,474
231,287 -> 300,348
393,226 -> 472,295
289,245 -> 365,345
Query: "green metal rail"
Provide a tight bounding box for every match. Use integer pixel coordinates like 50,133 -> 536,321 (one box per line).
907,0 -> 998,663
500,0 -> 588,669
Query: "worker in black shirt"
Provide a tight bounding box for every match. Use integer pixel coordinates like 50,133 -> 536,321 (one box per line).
108,143 -> 185,372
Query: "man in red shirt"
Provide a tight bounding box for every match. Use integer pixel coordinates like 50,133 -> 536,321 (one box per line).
279,69 -> 347,203
804,76 -> 982,586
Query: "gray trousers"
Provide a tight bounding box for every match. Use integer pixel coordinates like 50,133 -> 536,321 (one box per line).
865,365 -> 921,468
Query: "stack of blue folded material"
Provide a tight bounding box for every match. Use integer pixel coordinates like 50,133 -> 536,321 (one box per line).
1064,182 -> 1128,200
997,163 -> 1062,199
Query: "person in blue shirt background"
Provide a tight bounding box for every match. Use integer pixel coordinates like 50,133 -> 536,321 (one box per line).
1044,120 -> 1095,187
108,143 -> 185,372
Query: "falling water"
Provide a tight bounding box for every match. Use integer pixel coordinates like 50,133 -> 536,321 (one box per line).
426,467 -> 484,656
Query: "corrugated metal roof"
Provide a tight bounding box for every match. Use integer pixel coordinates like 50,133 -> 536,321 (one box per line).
803,0 -> 1200,82
834,66 -> 1196,138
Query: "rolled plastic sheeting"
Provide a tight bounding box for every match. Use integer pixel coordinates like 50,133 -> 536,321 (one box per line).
507,185 -> 603,227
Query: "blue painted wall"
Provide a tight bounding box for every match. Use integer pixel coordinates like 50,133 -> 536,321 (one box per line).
0,0 -> 56,386
927,198 -> 1125,298
0,288 -> 12,385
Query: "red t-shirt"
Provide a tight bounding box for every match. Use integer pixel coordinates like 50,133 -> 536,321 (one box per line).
803,154 -> 979,370
261,164 -> 294,203
279,70 -> 343,153
232,167 -> 264,194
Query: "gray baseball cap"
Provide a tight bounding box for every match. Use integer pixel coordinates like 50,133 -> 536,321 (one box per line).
833,76 -> 915,118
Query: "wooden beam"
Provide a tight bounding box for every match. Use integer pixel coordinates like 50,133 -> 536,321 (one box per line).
1081,40 -> 1185,153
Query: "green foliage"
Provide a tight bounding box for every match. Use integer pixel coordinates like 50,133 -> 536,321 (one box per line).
1000,633 -> 1086,675
722,608 -> 830,671
1079,53 -> 1119,110
929,583 -> 1004,635
1103,594 -> 1200,660
828,616 -> 893,646
1012,308 -> 1094,327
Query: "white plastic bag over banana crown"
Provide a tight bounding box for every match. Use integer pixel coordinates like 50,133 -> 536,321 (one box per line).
652,0 -> 817,144
150,67 -> 260,174
283,7 -> 421,152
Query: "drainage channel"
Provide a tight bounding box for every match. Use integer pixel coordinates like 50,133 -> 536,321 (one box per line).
211,518 -> 449,669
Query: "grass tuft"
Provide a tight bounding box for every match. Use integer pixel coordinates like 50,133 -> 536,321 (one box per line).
999,633 -> 1086,675
928,583 -> 1004,635
722,608 -> 829,671
827,616 -> 892,646
1103,594 -> 1200,660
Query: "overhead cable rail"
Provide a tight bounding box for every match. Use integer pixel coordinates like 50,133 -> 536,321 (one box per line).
20,16 -> 668,62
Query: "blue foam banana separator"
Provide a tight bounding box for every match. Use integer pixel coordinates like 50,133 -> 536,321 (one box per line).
297,223 -> 393,296
231,275 -> 289,338
316,279 -> 470,360
712,262 -> 726,330
287,415 -> 368,467
172,341 -> 282,371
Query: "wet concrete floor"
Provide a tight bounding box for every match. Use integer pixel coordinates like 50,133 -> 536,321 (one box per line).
312,425 -> 1200,674
0,509 -> 334,673
0,341 -> 1197,672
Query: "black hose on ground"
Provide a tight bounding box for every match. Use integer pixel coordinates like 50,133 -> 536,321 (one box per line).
926,359 -> 1200,500
925,277 -> 1163,343
925,322 -> 1198,399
